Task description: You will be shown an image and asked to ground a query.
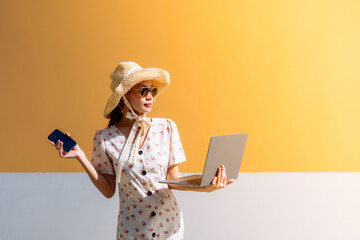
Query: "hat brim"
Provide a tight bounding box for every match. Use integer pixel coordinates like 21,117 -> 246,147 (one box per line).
103,68 -> 170,119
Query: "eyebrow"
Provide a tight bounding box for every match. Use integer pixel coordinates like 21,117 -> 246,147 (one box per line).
138,84 -> 154,87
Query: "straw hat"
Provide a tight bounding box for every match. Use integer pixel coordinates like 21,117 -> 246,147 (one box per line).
103,62 -> 170,119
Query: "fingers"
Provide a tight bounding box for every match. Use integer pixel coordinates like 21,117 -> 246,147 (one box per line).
55,140 -> 61,150
206,165 -> 235,192
226,179 -> 235,185
56,141 -> 69,157
220,165 -> 227,188
212,165 -> 230,190
212,176 -> 217,186
222,165 -> 227,186
50,134 -> 73,158
59,141 -> 64,157
211,165 -> 226,189
216,166 -> 222,188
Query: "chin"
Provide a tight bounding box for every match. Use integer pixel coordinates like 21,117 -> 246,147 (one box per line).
143,108 -> 152,114
136,108 -> 151,115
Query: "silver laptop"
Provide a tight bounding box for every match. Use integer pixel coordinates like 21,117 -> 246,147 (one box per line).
159,134 -> 248,187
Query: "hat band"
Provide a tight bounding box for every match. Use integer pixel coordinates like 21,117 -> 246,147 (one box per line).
121,67 -> 142,82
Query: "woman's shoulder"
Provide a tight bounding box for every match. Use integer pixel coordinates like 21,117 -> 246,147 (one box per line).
93,125 -> 117,138
95,125 -> 112,133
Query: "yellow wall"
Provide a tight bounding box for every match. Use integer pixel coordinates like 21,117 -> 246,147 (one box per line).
1,0 -> 359,172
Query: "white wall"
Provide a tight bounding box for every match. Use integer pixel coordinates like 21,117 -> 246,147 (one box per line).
1,172 -> 360,240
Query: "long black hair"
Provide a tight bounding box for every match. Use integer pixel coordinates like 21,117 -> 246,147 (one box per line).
107,98 -> 124,127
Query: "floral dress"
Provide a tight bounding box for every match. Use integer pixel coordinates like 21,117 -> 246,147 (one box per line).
91,118 -> 186,240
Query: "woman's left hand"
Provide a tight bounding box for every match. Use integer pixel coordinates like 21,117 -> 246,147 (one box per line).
202,165 -> 235,192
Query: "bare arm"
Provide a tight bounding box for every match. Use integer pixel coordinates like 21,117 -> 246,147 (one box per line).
50,132 -> 116,199
166,164 -> 234,193
166,164 -> 204,192
76,152 -> 116,199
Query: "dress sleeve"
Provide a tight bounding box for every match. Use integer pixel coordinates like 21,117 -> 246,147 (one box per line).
167,119 -> 186,166
91,130 -> 115,175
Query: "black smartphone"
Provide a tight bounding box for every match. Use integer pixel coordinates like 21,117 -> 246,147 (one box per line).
48,129 -> 77,152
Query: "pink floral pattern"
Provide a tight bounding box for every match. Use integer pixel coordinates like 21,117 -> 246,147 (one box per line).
92,118 -> 186,240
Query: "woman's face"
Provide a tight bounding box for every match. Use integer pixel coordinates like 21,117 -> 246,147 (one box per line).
124,80 -> 157,115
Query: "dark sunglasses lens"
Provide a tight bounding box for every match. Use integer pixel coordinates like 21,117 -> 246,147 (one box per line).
151,88 -> 158,97
140,88 -> 149,97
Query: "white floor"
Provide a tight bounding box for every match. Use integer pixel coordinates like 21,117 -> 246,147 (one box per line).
1,172 -> 360,240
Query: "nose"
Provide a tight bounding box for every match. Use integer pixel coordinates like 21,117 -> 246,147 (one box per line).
145,91 -> 153,100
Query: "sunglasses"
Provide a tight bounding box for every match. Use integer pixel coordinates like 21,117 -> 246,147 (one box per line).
132,87 -> 158,97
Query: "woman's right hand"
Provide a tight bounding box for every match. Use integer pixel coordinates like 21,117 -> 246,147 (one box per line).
50,132 -> 85,160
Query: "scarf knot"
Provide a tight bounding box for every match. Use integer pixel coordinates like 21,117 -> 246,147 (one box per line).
114,96 -> 151,183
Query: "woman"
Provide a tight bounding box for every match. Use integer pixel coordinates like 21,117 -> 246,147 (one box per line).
50,62 -> 234,240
